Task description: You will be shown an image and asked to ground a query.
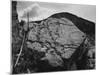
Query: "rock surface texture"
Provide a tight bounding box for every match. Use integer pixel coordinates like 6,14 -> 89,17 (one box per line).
12,1 -> 95,74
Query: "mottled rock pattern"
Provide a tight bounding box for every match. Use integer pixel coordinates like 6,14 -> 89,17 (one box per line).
12,2 -> 95,73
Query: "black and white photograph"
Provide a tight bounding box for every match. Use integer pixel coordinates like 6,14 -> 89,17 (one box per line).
11,0 -> 96,74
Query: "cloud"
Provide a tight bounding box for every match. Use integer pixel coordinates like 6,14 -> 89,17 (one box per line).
21,3 -> 39,19
20,3 -> 57,21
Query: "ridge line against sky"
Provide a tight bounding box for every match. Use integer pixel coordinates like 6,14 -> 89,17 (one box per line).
17,1 -> 96,22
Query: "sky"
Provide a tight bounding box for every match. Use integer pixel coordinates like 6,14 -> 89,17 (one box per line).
17,1 -> 96,22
